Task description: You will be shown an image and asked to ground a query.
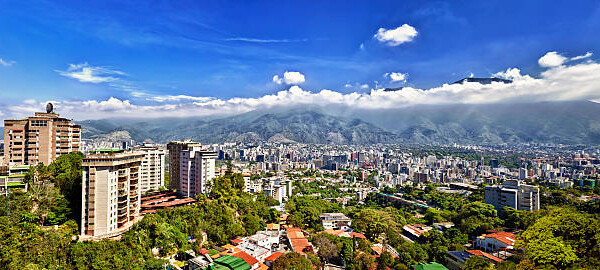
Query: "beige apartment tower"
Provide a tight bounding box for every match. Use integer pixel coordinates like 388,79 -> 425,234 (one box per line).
80,149 -> 144,238
3,105 -> 81,166
167,140 -> 201,191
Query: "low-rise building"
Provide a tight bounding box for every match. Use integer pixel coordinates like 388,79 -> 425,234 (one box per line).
476,231 -> 516,253
320,213 -> 351,230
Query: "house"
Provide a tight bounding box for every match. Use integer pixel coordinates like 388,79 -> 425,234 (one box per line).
371,243 -> 400,259
476,231 -> 516,252
320,213 -> 352,230
286,227 -> 313,255
402,224 -> 433,242
446,250 -> 503,270
264,252 -> 283,267
320,229 -> 367,240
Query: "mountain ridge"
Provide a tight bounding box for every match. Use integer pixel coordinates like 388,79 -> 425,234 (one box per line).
79,101 -> 600,145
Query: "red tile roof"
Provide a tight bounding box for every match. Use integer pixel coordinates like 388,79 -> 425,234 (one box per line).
264,252 -> 284,262
351,232 -> 367,239
232,251 -> 259,266
467,250 -> 503,264
480,232 -> 516,246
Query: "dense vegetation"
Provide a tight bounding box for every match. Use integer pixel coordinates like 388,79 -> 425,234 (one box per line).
0,153 -> 280,269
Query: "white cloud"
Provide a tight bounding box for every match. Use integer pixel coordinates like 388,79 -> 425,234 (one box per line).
385,72 -> 408,82
374,24 -> 418,46
225,37 -> 308,43
571,52 -> 593,61
3,51 -> 600,120
359,43 -> 365,50
360,84 -> 369,89
273,71 -> 305,85
538,51 -> 568,67
149,95 -> 213,102
57,63 -> 125,83
0,57 -> 15,67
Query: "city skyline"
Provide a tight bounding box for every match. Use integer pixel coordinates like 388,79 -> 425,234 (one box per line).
1,0 -> 600,120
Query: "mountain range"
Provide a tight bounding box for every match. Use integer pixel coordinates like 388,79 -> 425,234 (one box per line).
78,100 -> 600,145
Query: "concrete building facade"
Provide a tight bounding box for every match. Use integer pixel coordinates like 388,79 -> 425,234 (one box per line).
179,145 -> 217,197
485,180 -> 540,211
135,144 -> 166,194
80,149 -> 144,238
167,140 -> 201,191
3,109 -> 80,166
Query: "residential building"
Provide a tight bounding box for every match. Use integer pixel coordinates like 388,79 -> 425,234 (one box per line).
167,140 -> 201,191
446,250 -> 502,270
320,213 -> 352,230
485,180 -> 540,211
80,149 -> 144,239
3,105 -> 81,166
263,179 -> 291,203
135,144 -> 166,193
476,231 -> 516,253
179,144 -> 217,197
286,227 -> 313,255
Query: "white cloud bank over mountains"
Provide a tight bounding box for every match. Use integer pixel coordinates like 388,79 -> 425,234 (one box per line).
2,51 -> 599,120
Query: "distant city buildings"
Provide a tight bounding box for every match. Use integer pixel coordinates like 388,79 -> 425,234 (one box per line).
80,149 -> 144,239
263,178 -> 292,203
485,180 -> 540,211
3,105 -> 80,166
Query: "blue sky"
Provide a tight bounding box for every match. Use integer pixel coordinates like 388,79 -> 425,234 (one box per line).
1,0 -> 600,120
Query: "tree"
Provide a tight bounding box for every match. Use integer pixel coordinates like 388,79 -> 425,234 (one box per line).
313,235 -> 338,263
349,251 -> 375,270
518,208 -> 600,268
463,256 -> 493,270
352,208 -> 400,241
496,260 -> 517,270
455,202 -> 500,236
272,252 -> 315,270
377,251 -> 395,270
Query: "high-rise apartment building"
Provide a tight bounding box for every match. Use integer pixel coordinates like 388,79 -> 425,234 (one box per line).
485,180 -> 540,211
3,105 -> 81,166
80,149 -> 144,238
179,145 -> 217,197
135,144 -> 166,194
167,140 -> 201,191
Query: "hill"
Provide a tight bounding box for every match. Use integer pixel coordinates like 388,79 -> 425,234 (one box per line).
79,101 -> 600,145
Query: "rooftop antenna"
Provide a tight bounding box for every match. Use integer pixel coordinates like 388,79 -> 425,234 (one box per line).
46,102 -> 54,113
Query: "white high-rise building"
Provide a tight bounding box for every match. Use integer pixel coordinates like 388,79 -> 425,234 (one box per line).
179,145 -> 217,197
135,144 -> 166,194
485,180 -> 540,211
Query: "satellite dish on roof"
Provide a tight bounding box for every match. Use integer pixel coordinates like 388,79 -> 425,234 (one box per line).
46,102 -> 54,113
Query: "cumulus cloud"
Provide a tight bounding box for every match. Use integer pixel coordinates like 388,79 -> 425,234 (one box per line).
273,71 -> 305,85
374,24 -> 418,46
538,51 -> 568,67
57,63 -> 125,83
0,57 -> 15,67
385,72 -> 408,82
3,51 -> 600,120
